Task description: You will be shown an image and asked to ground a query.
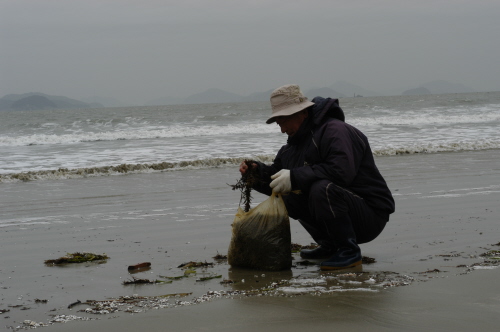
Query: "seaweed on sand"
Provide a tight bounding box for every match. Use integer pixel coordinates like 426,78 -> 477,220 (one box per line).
177,261 -> 214,269
122,277 -> 172,285
213,251 -> 227,260
480,249 -> 500,258
44,252 -> 109,265
362,256 -> 377,264
291,242 -> 319,253
196,275 -> 222,282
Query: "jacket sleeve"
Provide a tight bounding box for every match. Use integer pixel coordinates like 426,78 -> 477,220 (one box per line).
251,148 -> 285,196
291,121 -> 366,191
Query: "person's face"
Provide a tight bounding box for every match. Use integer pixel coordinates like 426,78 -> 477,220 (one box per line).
275,110 -> 309,136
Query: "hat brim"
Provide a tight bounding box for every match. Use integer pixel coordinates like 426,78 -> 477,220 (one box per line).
266,100 -> 314,124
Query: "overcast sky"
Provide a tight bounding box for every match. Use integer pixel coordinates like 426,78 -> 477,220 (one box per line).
1,0 -> 499,104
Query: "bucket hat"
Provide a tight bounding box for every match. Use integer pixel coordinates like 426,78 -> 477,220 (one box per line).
266,84 -> 315,124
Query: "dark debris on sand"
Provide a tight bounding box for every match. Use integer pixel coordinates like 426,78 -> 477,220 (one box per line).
44,252 -> 109,265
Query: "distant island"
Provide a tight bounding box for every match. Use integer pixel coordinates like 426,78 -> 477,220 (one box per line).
10,95 -> 57,110
144,80 -> 478,106
0,93 -> 103,111
402,80 -> 476,96
1,80 -> 481,110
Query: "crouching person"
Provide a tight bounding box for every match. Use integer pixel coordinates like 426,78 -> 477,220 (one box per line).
239,84 -> 395,271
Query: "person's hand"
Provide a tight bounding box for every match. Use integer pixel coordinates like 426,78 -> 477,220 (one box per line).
270,169 -> 291,193
239,161 -> 257,176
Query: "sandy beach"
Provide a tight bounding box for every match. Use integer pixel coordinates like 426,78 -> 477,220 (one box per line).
1,149 -> 500,331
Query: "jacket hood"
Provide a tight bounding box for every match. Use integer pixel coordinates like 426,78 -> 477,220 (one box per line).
310,97 -> 345,124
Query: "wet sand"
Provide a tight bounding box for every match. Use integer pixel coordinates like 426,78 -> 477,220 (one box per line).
47,268 -> 500,332
1,150 -> 499,330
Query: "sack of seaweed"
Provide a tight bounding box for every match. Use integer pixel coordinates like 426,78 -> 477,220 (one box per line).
228,193 -> 292,271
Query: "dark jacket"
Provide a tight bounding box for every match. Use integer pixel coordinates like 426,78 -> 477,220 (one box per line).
254,97 -> 395,220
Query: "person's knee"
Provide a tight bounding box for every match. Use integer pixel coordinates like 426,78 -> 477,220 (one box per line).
308,179 -> 345,204
355,216 -> 387,244
308,180 -> 354,219
308,180 -> 340,217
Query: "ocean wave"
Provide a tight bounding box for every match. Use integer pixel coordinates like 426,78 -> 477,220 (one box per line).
2,140 -> 499,183
0,155 -> 275,183
0,123 -> 275,146
350,108 -> 500,127
372,139 -> 500,155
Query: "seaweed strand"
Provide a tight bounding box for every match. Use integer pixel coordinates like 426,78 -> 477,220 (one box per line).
229,160 -> 257,212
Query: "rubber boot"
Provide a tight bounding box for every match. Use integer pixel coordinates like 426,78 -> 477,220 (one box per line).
320,238 -> 362,271
319,217 -> 362,271
300,246 -> 336,260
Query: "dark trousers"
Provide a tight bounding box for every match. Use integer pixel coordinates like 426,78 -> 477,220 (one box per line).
283,179 -> 387,249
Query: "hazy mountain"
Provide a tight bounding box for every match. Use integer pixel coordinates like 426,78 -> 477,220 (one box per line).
329,81 -> 381,97
420,80 -> 476,94
0,92 -> 96,111
399,80 -> 477,95
11,95 -> 57,110
145,96 -> 186,106
81,96 -> 125,108
402,87 -> 432,96
0,98 -> 13,110
305,87 -> 346,99
240,89 -> 274,102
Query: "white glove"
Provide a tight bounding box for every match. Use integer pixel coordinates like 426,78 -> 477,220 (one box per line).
270,169 -> 292,193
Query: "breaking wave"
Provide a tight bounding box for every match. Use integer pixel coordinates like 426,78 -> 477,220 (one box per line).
350,107 -> 500,127
0,123 -> 275,147
0,155 -> 275,183
372,139 -> 500,156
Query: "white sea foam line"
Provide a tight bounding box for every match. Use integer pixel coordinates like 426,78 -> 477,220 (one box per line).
0,216 -> 53,225
278,286 -> 328,294
138,213 -> 168,217
289,278 -> 327,286
337,280 -> 363,284
473,266 -> 499,270
330,288 -> 379,292
420,190 -> 500,199
0,221 -> 51,227
394,192 -> 422,196
0,224 -> 17,228
127,211 -> 145,215
430,184 -> 500,193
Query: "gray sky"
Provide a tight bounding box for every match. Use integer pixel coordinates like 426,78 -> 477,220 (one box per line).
1,0 -> 499,104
